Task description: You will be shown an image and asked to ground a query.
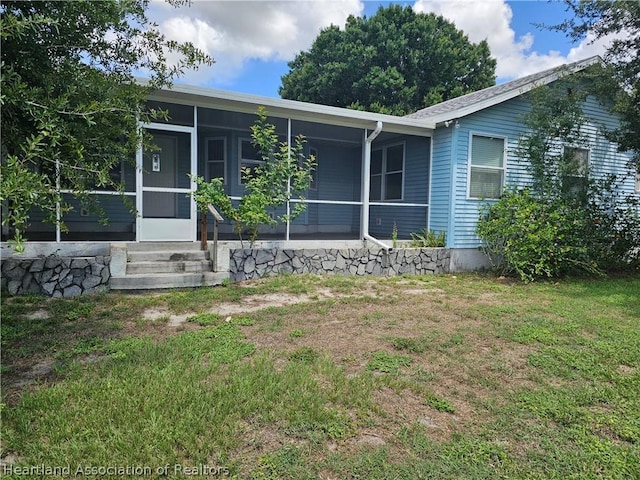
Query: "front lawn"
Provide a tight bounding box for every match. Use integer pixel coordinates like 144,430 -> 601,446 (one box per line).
2,274 -> 639,478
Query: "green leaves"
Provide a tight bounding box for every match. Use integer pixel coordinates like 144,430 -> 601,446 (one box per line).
477,83 -> 640,281
191,108 -> 316,246
279,4 -> 496,115
1,0 -> 212,249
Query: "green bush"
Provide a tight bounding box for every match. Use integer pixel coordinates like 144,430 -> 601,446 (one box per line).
477,83 -> 640,282
477,186 -> 640,282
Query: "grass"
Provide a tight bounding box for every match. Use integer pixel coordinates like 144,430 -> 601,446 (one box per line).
1,274 -> 639,479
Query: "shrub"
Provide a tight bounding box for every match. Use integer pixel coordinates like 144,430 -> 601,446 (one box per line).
477,186 -> 640,282
477,189 -> 590,281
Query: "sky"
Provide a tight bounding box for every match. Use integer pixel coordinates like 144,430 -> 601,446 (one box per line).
147,0 -> 613,98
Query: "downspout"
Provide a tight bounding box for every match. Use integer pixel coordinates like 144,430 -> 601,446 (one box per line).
361,121 -> 393,253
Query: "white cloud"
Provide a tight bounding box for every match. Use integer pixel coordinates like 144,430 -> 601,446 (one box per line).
149,0 -> 364,86
412,0 -> 611,81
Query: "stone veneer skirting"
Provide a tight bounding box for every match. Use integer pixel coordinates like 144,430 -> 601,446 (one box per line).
1,256 -> 111,297
229,248 -> 450,281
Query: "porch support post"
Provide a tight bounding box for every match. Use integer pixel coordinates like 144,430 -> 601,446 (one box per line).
55,158 -> 61,242
135,123 -> 143,242
191,105 -> 198,242
286,117 -> 291,241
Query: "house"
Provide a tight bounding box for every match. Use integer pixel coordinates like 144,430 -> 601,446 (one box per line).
3,56 -> 638,288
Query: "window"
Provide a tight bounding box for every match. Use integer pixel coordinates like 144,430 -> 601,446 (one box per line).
469,135 -> 505,199
206,138 -> 226,183
239,138 -> 264,184
309,146 -> 318,190
635,169 -> 640,194
562,146 -> 589,195
370,143 -> 404,201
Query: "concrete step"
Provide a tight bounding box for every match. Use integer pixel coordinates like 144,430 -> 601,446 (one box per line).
125,242 -> 203,252
127,250 -> 210,263
110,272 -> 228,290
126,260 -> 213,275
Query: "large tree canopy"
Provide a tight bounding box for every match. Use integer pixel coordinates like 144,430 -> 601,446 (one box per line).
0,0 -> 212,249
279,5 -> 496,116
551,0 -> 640,170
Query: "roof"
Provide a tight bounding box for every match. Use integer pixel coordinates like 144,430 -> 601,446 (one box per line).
149,82 -> 435,137
405,56 -> 602,125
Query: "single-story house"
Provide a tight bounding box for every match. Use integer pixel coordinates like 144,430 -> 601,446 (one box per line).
2,55 -> 639,290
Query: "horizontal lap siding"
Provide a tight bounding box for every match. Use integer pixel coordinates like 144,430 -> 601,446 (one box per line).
451,93 -> 635,249
368,136 -> 430,239
429,128 -> 453,242
582,97 -> 636,194
318,144 -> 361,227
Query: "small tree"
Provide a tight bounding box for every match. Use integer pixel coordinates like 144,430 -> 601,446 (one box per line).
1,0 -> 212,251
477,80 -> 640,281
192,107 -> 316,246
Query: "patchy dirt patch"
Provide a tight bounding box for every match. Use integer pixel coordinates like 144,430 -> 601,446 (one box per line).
25,309 -> 50,320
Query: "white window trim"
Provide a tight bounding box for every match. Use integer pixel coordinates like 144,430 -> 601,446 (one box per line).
371,141 -> 405,202
562,145 -> 590,178
636,170 -> 640,194
205,137 -> 227,184
238,137 -> 264,186
309,146 -> 318,191
467,132 -> 507,200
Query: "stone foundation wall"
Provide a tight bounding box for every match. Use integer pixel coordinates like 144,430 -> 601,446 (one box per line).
1,256 -> 110,297
229,248 -> 450,281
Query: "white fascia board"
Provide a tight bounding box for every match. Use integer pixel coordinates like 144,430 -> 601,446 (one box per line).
146,82 -> 434,136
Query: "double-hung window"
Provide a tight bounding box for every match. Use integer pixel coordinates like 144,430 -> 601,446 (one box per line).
468,135 -> 505,199
370,143 -> 404,201
206,138 -> 226,183
239,138 -> 264,185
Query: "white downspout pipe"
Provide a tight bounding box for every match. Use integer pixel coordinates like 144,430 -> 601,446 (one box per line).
361,121 -> 393,253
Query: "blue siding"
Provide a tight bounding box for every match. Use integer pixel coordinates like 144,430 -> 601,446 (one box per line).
429,127 -> 454,244
447,94 -> 635,248
369,136 -> 430,239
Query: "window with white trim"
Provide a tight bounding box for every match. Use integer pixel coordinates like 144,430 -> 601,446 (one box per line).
309,146 -> 318,190
636,170 -> 640,193
562,146 -> 589,195
206,138 -> 226,183
370,143 -> 404,201
239,138 -> 264,185
469,135 -> 505,199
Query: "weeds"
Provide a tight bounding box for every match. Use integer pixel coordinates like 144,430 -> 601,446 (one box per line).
2,274 -> 639,478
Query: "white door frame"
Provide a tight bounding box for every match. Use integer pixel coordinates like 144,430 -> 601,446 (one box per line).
136,121 -> 197,241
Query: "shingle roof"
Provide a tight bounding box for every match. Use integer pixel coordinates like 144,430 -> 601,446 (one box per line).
405,56 -> 601,124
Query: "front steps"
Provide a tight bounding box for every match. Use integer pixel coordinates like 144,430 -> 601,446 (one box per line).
110,242 -> 228,290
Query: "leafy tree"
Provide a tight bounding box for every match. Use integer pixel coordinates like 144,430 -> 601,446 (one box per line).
550,0 -> 640,170
279,4 -> 496,116
192,108 -> 316,246
0,0 -> 212,250
477,82 -> 640,281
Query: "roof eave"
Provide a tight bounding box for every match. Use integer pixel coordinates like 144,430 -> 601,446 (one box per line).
147,82 -> 435,136
429,56 -> 603,126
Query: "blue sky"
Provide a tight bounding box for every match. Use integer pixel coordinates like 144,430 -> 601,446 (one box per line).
149,0 -> 610,98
